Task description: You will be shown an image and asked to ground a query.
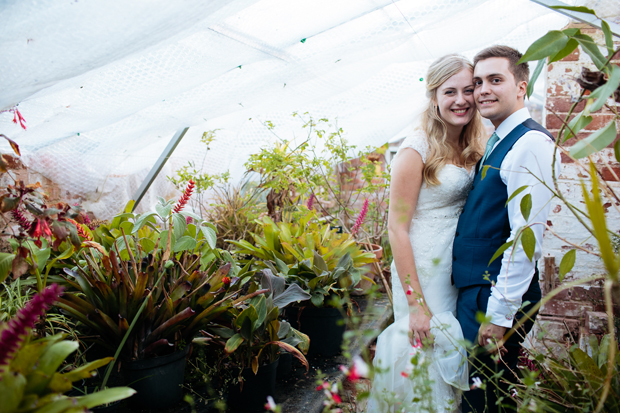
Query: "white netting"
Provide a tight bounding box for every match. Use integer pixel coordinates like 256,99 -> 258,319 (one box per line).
0,0 -> 594,218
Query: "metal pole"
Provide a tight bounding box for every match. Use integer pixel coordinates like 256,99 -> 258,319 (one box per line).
530,0 -> 620,37
131,127 -> 189,211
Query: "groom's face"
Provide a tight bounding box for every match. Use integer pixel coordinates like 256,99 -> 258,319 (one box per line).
473,57 -> 527,127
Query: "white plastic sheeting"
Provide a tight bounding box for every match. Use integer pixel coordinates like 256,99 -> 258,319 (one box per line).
0,0 -> 588,218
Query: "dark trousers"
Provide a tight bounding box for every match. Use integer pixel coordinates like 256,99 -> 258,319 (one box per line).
456,270 -> 541,413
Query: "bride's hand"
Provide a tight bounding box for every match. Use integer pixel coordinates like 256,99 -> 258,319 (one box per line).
408,306 -> 433,347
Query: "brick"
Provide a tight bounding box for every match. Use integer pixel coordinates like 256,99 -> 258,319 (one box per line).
546,113 -> 575,130
585,311 -> 608,334
547,97 -> 586,113
533,315 -> 580,342
585,114 -> 616,131
539,298 -> 593,318
601,166 -> 620,181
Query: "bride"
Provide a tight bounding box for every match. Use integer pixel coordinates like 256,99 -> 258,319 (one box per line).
368,54 -> 484,413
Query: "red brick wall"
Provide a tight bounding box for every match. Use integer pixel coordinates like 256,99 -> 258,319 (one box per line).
538,23 -> 619,343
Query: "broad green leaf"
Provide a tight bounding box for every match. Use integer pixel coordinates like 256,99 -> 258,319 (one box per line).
0,252 -> 15,283
550,5 -> 597,15
74,387 -> 136,409
310,291 -> 324,307
601,21 -> 615,58
569,120 -> 617,159
586,65 -> 620,113
549,38 -> 579,63
254,295 -> 268,328
521,227 -> 536,262
273,284 -> 311,309
505,185 -> 529,206
172,213 -> 187,240
0,369 -> 26,413
25,341 -> 78,394
224,333 -> 245,353
274,256 -> 289,275
520,193 -> 532,221
519,31 -> 568,63
558,249 -> 576,281
132,212 -> 157,234
155,202 -> 172,220
563,112 -> 593,142
573,34 -> 607,70
488,241 -> 513,265
598,334 -> 610,369
173,236 -> 197,252
140,237 -> 156,253
527,60 -> 545,98
200,225 -> 217,249
123,200 -> 135,213
615,140 -> 620,163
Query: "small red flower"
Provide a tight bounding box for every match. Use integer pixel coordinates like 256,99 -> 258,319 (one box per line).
332,393 -> 342,404
406,285 -> 414,296
28,218 -> 52,239
400,371 -> 409,378
222,276 -> 231,286
67,218 -> 92,241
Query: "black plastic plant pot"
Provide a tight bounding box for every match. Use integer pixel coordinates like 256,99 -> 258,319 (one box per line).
276,350 -> 292,380
123,346 -> 189,410
285,306 -> 345,356
228,358 -> 279,413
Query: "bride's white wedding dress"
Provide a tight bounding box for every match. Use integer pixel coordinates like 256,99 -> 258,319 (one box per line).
368,133 -> 473,413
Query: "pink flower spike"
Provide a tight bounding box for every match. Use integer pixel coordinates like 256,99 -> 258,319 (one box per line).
0,284 -> 64,368
406,285 -> 414,295
306,193 -> 315,210
351,198 -> 369,236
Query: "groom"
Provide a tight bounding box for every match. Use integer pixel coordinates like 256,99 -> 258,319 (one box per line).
452,45 -> 560,412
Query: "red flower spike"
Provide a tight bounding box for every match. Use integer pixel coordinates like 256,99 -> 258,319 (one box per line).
11,209 -> 31,232
67,218 -> 92,241
0,284 -> 64,368
173,180 -> 195,213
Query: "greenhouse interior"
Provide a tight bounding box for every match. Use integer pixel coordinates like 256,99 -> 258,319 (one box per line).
1,0 -> 620,412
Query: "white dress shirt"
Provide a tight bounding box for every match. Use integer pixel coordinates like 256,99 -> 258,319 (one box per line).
485,108 -> 561,328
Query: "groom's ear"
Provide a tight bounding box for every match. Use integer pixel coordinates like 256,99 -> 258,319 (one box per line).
517,80 -> 527,100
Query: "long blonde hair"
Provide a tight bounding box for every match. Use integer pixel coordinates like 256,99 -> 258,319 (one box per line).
420,54 -> 483,185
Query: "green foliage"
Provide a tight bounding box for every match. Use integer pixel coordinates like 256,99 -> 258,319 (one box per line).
230,208 -> 376,306
0,333 -> 134,413
57,201 -> 257,360
558,249 -> 576,282
517,334 -> 620,412
204,181 -> 263,250
244,113 -> 390,244
209,271 -> 310,374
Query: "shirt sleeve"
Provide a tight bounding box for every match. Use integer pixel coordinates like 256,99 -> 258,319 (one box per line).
486,130 -> 561,328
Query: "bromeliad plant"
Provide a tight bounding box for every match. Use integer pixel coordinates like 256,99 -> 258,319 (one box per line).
56,197 -> 260,361
0,284 -> 135,413
209,270 -> 311,375
230,208 -> 376,307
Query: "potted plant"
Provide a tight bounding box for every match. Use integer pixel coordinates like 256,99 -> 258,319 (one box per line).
0,284 -> 135,413
56,195 -> 261,409
206,270 -> 310,412
230,208 -> 376,355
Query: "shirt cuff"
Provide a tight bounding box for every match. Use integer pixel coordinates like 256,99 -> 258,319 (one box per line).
486,291 -> 521,329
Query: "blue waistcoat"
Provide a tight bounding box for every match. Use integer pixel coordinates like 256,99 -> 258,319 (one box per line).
452,119 -> 553,288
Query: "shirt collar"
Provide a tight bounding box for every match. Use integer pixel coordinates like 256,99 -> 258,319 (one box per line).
494,107 -> 531,140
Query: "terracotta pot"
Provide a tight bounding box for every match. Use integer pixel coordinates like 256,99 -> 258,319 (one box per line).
352,243 -> 383,295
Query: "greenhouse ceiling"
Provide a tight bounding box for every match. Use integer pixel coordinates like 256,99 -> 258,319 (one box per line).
1,0 -> 618,219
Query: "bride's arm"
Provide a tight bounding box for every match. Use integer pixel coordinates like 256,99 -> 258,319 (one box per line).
387,148 -> 432,346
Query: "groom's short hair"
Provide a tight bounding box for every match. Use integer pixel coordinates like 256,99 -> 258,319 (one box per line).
473,45 -> 529,84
